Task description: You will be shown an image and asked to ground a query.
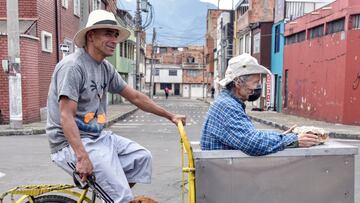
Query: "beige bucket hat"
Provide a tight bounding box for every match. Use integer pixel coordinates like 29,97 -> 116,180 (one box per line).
218,53 -> 272,87
73,10 -> 131,48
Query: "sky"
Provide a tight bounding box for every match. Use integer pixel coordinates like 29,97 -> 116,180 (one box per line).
199,0 -> 239,9
124,0 -> 239,10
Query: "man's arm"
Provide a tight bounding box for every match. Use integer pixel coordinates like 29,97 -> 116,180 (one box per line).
119,85 -> 185,125
59,96 -> 93,181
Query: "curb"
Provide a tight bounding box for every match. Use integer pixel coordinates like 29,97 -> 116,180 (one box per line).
248,115 -> 360,140
105,108 -> 138,127
0,108 -> 139,136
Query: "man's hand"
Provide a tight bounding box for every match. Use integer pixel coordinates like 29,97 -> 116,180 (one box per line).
297,133 -> 320,147
170,114 -> 186,126
76,155 -> 93,182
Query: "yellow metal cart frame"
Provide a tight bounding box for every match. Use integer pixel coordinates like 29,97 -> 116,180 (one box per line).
177,122 -> 196,203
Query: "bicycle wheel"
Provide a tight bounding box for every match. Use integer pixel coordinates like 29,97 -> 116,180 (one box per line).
24,194 -> 77,203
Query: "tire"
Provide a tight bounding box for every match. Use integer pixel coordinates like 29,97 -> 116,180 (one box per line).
24,194 -> 77,203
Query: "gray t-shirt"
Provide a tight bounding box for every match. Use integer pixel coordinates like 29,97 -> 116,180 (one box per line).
46,48 -> 126,153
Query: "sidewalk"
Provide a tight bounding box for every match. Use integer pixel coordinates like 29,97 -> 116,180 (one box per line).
0,103 -> 138,136
202,98 -> 360,140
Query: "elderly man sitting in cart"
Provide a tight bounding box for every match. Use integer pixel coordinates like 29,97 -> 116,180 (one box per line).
200,53 -> 320,155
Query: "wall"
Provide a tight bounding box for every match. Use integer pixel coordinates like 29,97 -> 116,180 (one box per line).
344,29 -> 360,124
283,32 -> 347,123
283,0 -> 360,124
37,0 -> 57,108
271,21 -> 285,111
0,36 -> 40,124
271,21 -> 285,76
20,37 -> 40,123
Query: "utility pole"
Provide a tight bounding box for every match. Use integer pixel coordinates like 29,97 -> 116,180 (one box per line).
202,46 -> 206,100
135,0 -> 142,90
6,0 -> 22,128
150,27 -> 156,99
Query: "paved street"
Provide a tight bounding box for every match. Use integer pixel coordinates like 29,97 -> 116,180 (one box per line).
0,98 -> 359,202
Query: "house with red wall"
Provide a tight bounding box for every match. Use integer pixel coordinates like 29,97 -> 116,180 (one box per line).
0,0 -> 117,124
283,0 -> 360,125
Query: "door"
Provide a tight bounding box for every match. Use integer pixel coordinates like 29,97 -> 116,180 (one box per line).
174,84 -> 180,95
183,84 -> 190,97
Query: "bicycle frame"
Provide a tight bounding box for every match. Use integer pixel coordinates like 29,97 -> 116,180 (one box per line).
1,122 -> 194,203
0,184 -> 92,203
177,122 -> 195,203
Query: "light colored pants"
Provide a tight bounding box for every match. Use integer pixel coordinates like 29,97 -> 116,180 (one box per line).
51,131 -> 152,203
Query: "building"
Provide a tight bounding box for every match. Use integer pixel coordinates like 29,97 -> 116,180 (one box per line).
0,0 -> 118,124
205,9 -> 223,98
233,0 -> 275,109
145,45 -> 206,98
271,0 -> 334,112
107,9 -> 136,104
283,0 -> 360,125
215,10 -> 234,98
182,46 -> 207,98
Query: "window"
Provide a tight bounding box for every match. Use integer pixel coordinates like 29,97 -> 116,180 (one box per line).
297,31 -> 306,42
274,25 -> 280,53
187,70 -> 200,77
159,47 -> 167,54
168,70 -> 177,76
154,69 -> 159,76
245,34 -> 250,53
124,41 -> 128,58
119,42 -> 123,57
352,14 -> 360,29
187,56 -> 195,64
41,31 -> 52,53
62,0 -> 68,9
309,24 -> 324,39
326,18 -> 345,35
253,32 -> 260,54
285,31 -> 305,45
239,37 -> 244,54
74,0 -> 80,17
237,0 -> 249,16
93,0 -> 100,10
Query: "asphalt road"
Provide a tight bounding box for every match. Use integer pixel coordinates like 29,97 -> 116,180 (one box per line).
0,98 -> 359,202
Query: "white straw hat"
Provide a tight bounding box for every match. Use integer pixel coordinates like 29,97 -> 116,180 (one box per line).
74,10 -> 130,48
218,53 -> 272,87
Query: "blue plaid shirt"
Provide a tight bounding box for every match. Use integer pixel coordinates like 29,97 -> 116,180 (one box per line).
200,89 -> 298,156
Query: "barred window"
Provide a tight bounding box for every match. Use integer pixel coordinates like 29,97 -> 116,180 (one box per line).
352,14 -> 360,29
309,24 -> 324,39
326,18 -> 345,34
154,69 -> 160,76
285,31 -> 305,45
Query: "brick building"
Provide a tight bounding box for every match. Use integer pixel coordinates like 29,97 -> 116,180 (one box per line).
283,0 -> 360,125
233,0 -> 275,109
205,9 -> 223,95
0,0 -> 118,124
145,45 -> 207,98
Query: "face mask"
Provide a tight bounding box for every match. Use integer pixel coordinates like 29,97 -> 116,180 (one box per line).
248,85 -> 262,101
